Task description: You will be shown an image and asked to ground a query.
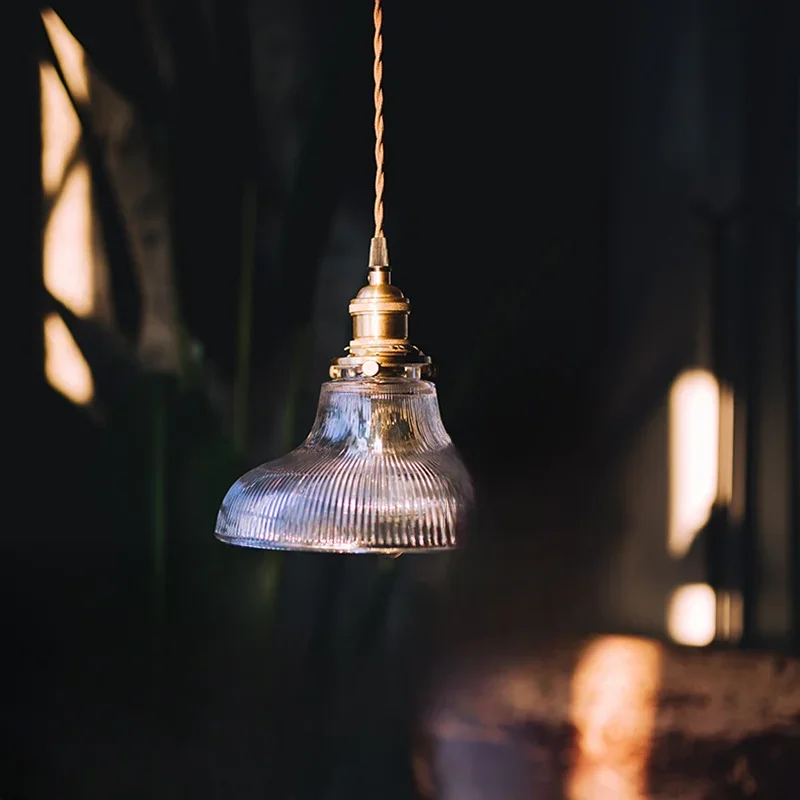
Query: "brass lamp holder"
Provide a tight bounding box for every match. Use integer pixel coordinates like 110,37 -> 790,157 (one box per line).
329,236 -> 435,380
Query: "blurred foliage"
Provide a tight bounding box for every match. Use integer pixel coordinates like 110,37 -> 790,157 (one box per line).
29,2 -> 425,797
39,0 -> 275,623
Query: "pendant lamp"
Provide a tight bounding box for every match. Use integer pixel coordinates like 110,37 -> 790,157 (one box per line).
215,0 -> 474,554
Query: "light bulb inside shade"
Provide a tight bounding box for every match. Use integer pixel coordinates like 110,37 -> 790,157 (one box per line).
216,378 -> 474,553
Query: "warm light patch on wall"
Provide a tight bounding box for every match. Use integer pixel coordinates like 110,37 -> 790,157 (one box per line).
41,9 -> 93,317
568,636 -> 661,800
41,9 -> 89,102
668,369 -> 720,558
667,583 -> 716,646
44,161 -> 94,316
44,313 -> 94,405
41,9 -> 95,403
40,62 -> 81,195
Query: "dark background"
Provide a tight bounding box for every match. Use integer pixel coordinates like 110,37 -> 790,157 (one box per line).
6,0 -> 799,797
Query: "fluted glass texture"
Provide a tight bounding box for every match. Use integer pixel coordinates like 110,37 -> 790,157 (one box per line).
216,378 -> 473,553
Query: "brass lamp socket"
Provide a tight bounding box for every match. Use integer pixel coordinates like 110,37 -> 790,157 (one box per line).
330,238 -> 434,380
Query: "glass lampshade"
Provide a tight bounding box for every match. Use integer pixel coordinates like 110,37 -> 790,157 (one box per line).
216,377 -> 473,553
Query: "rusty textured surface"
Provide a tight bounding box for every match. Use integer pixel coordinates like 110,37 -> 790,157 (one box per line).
419,637 -> 800,799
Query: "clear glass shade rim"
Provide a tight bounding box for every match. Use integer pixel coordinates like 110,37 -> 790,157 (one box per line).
215,378 -> 473,553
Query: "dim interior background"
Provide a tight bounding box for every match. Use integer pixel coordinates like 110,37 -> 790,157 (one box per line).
5,0 -> 799,797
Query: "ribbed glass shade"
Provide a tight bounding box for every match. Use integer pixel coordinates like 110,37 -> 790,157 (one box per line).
216,378 -> 473,553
